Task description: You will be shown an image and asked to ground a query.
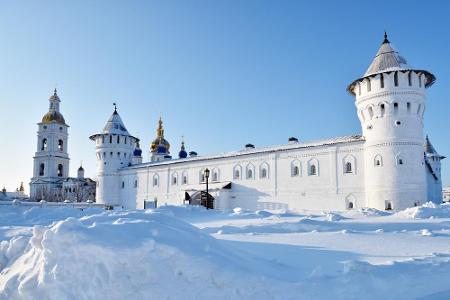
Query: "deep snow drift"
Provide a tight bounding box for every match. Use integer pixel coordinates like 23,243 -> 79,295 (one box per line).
1,203 -> 450,299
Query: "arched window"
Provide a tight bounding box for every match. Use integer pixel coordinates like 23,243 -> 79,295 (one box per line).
308,159 -> 318,176
57,139 -> 63,151
348,202 -> 354,209
172,173 -> 178,185
380,74 -> 384,88
374,154 -> 383,167
199,169 -> 206,183
39,163 -> 45,176
394,71 -> 398,86
57,164 -> 63,177
246,164 -> 255,179
260,162 -> 269,179
41,139 -> 47,151
380,103 -> 385,117
407,102 -> 411,113
212,169 -> 219,182
291,160 -> 301,177
153,174 -> 159,187
396,154 -> 404,166
233,165 -> 242,180
134,180 -> 138,188
182,172 -> 188,185
368,106 -> 374,119
309,165 -> 317,176
343,155 -> 356,174
393,102 -> 399,114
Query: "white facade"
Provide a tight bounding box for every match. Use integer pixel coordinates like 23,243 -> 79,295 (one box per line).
93,35 -> 445,211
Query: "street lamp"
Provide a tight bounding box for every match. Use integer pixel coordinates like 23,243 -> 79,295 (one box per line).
204,168 -> 210,209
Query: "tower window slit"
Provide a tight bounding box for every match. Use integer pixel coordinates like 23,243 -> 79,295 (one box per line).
380,104 -> 385,117
367,78 -> 371,92
117,136 -> 120,144
408,72 -> 412,86
109,135 -> 112,143
393,102 -> 398,114
380,74 -> 384,88
394,72 -> 398,86
407,102 -> 411,113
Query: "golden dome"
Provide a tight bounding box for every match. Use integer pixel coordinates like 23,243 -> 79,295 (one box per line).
42,111 -> 66,125
150,117 -> 170,152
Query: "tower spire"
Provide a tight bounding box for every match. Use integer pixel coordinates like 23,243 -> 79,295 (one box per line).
383,31 -> 390,44
113,103 -> 117,114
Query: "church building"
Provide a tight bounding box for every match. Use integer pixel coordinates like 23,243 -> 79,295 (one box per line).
30,90 -> 96,202
92,34 -> 444,211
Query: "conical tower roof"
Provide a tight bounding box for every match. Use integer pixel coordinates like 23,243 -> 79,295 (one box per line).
102,109 -> 130,135
364,33 -> 411,77
348,33 -> 435,95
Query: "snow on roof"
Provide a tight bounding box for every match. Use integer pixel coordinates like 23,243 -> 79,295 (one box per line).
102,111 -> 130,135
124,134 -> 364,170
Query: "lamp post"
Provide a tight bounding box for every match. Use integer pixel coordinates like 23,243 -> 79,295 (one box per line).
204,168 -> 210,209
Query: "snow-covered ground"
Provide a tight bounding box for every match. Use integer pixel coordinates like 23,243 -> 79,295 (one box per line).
1,202 -> 450,299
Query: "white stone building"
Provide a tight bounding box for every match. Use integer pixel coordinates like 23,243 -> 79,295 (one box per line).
92,34 -> 445,211
30,90 -> 96,202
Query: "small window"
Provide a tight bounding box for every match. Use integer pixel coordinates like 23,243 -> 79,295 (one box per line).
110,152 -> 113,157
134,180 -> 138,188
345,162 -> 352,174
380,74 -> 384,88
394,72 -> 398,86
118,152 -> 121,158
309,165 -> 317,176
234,170 -> 240,179
200,173 -> 205,183
212,170 -> 219,182
408,72 -> 412,86
153,175 -> 159,187
117,136 -> 120,144
102,136 -> 105,144
57,164 -> 63,177
368,106 -> 374,119
407,102 -> 411,113
41,139 -> 47,151
417,104 -> 421,115
385,201 -> 393,211
247,169 -> 253,179
58,140 -> 64,151
122,181 -> 125,189
109,135 -> 112,143
183,175 -> 187,185
347,202 -> 354,209
367,78 -> 371,92
125,137 -> 127,144
261,168 -> 267,178
39,163 -> 45,176
292,165 -> 299,176
393,102 -> 398,114
374,155 -> 383,167
380,104 -> 385,117
172,176 -> 177,185
397,157 -> 404,165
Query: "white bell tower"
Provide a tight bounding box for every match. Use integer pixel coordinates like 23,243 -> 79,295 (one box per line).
30,89 -> 70,200
90,105 -> 139,208
348,33 -> 436,210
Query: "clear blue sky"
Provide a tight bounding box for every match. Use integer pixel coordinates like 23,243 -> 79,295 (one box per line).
0,0 -> 449,192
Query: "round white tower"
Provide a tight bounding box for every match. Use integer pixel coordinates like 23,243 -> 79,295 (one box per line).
348,33 -> 436,210
89,105 -> 139,207
30,89 -> 70,200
